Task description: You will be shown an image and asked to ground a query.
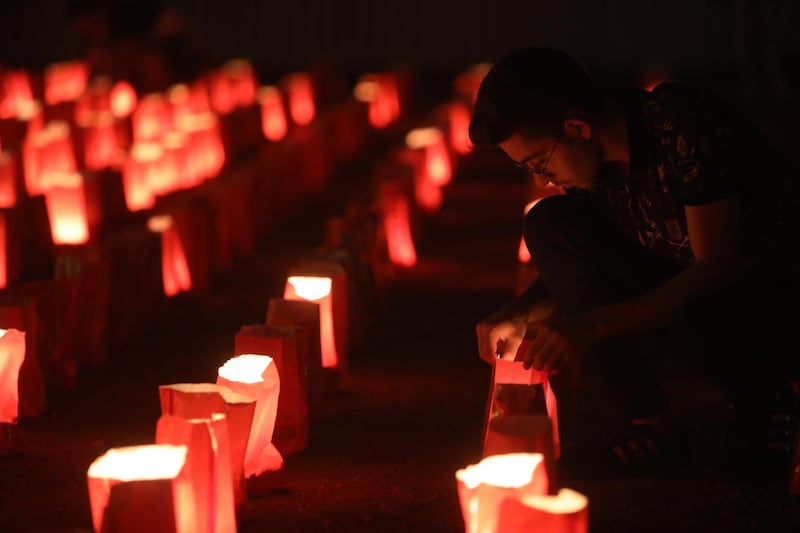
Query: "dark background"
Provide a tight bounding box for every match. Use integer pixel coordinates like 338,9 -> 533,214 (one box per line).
1,0 -> 798,90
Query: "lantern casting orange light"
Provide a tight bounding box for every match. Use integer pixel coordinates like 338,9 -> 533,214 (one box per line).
284,276 -> 339,369
456,452 -> 549,533
216,354 -> 283,479
87,444 -> 189,533
148,215 -> 192,297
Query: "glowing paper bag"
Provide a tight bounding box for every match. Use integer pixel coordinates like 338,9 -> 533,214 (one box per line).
235,324 -> 308,457
216,354 -> 282,479
155,413 -> 237,533
266,297 -> 324,421
0,328 -> 26,423
158,382 -> 256,510
283,274 -> 337,370
87,444 -> 188,533
484,414 -> 559,495
294,255 -> 350,372
484,359 -> 559,459
496,488 -> 589,533
455,453 -> 549,533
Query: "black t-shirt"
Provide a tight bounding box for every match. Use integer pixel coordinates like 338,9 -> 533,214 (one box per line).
571,83 -> 800,268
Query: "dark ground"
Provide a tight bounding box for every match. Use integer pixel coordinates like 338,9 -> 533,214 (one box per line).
1,89 -> 800,533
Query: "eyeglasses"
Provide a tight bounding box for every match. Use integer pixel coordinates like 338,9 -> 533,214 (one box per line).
515,140 -> 559,179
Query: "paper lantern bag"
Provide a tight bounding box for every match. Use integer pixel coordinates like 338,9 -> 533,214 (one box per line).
234,324 -> 309,457
158,383 -> 256,510
483,359 -> 559,459
155,414 -> 237,533
216,354 -> 283,479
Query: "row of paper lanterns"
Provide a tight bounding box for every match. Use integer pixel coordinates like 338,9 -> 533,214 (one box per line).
2,55 -> 591,530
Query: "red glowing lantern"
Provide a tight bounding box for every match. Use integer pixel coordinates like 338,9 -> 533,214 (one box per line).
122,142 -> 163,211
43,171 -> 90,245
257,85 -> 287,141
224,59 -> 258,108
455,452 -> 549,533
484,359 -> 559,459
87,444 -> 189,533
0,150 -> 16,208
158,383 -> 257,511
0,304 -> 47,421
0,213 -> 6,289
110,80 -> 137,118
283,275 -> 340,372
0,328 -> 26,424
155,413 -> 238,533
406,126 -> 452,187
377,172 -> 418,268
82,112 -> 122,171
448,100 -> 473,155
284,72 -> 315,126
132,93 -> 171,142
23,121 -> 78,197
147,214 -> 192,297
44,61 -> 88,105
216,354 -> 283,485
235,324 -> 310,457
353,72 -> 401,130
496,487 -> 589,533
0,70 -> 34,120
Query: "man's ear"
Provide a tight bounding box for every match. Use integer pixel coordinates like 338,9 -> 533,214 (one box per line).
562,116 -> 592,140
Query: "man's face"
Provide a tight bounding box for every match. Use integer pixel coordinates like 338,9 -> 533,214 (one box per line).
498,124 -> 601,191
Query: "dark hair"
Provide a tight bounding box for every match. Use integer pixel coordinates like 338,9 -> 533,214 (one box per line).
468,47 -> 604,147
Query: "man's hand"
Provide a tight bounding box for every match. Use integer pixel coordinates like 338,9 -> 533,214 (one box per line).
520,315 -> 597,372
475,307 -> 528,364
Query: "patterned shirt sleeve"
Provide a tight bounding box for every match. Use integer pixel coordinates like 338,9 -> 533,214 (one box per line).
654,84 -> 743,206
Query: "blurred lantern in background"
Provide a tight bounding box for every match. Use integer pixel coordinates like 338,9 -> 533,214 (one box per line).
42,171 -> 90,245
123,141 -> 163,211
110,80 -> 138,118
406,126 -> 452,187
224,59 -> 258,108
44,61 -> 88,106
23,120 -> 77,197
285,72 -> 315,126
147,214 -> 192,297
455,452 -> 549,533
0,328 -> 26,427
82,112 -> 122,171
448,100 -> 473,155
132,93 -> 171,142
87,444 -> 189,533
0,213 -> 7,289
0,150 -> 17,208
0,70 -> 35,120
216,354 -> 283,484
353,72 -> 400,130
380,190 -> 417,267
257,85 -> 287,142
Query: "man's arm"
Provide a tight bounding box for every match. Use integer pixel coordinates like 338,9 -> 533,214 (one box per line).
581,196 -> 741,342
